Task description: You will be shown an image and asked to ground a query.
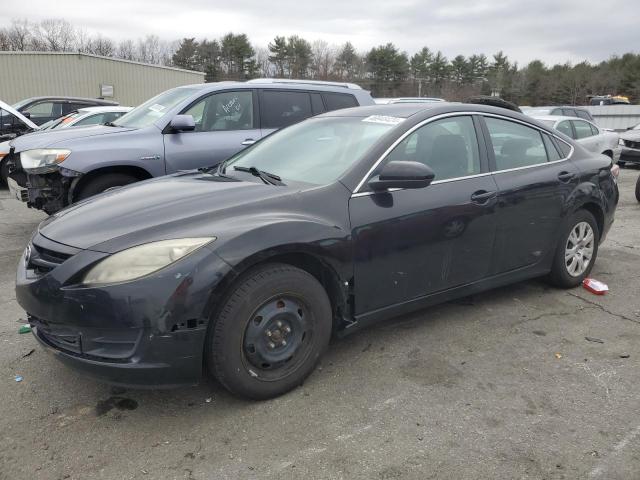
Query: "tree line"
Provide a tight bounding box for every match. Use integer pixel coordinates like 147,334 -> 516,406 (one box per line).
2,18 -> 639,105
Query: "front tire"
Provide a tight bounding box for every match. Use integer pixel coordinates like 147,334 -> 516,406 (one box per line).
75,173 -> 138,201
635,174 -> 640,202
207,263 -> 332,400
547,210 -> 599,288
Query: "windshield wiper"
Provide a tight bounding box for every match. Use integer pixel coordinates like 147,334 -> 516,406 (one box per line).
233,166 -> 285,186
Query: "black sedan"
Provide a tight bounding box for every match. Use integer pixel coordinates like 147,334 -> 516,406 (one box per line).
16,103 -> 618,399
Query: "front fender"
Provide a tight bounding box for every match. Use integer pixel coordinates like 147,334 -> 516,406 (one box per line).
211,215 -> 352,282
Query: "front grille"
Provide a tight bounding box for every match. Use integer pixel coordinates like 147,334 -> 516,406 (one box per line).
624,139 -> 640,149
29,315 -> 82,354
27,241 -> 73,275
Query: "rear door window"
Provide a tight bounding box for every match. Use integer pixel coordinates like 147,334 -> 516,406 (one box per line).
562,108 -> 578,117
573,120 -> 594,139
485,117 -> 548,170
589,123 -> 599,136
310,93 -> 325,115
323,93 -> 358,111
575,110 -> 591,120
260,90 -> 312,129
556,120 -> 574,138
542,133 -> 562,161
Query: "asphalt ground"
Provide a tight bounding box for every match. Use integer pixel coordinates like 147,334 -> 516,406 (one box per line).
1,169 -> 639,480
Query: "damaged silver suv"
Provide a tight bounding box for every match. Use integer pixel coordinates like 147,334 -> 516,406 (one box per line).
7,79 -> 374,214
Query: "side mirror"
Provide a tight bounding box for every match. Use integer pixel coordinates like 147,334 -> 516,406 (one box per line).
368,161 -> 435,191
170,114 -> 196,132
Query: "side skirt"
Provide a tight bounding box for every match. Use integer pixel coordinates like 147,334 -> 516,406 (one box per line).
337,264 -> 549,337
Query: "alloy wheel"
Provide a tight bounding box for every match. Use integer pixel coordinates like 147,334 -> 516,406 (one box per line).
564,221 -> 595,277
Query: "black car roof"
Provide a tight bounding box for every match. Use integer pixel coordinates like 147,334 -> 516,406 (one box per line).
317,102 -> 533,120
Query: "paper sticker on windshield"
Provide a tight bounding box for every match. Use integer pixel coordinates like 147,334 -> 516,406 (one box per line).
362,115 -> 404,125
149,104 -> 166,113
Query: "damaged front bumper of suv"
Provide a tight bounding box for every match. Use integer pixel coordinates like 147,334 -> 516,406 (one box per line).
8,151 -> 82,214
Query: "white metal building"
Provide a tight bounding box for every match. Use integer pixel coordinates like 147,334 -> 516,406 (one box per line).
0,52 -> 205,106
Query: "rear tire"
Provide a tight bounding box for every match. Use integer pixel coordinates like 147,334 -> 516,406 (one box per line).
75,173 -> 138,201
207,263 -> 332,400
547,210 -> 599,288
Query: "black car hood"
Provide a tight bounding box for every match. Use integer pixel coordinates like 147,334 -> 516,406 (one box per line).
620,129 -> 640,141
39,172 -> 297,253
10,125 -> 136,151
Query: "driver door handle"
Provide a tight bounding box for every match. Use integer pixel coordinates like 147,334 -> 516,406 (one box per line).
557,171 -> 576,183
470,190 -> 496,204
241,138 -> 256,146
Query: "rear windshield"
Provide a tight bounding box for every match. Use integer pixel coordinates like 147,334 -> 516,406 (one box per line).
114,88 -> 197,129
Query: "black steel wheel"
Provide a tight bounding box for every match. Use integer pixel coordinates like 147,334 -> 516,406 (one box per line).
207,263 -> 332,399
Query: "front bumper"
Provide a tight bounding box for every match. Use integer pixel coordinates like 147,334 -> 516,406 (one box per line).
16,233 -> 232,387
620,146 -> 640,164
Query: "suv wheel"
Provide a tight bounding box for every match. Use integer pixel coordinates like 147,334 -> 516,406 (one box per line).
207,263 -> 332,400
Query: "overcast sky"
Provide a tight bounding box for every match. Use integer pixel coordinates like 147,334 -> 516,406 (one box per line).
2,0 -> 638,65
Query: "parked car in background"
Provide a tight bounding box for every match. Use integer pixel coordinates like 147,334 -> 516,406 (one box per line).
7,80 -> 374,214
0,107 -> 133,186
375,97 -> 446,104
38,106 -> 134,131
588,95 -> 630,106
12,96 -> 119,126
0,100 -> 39,141
532,115 -> 620,161
522,106 -> 595,122
618,122 -> 640,167
15,103 -> 618,399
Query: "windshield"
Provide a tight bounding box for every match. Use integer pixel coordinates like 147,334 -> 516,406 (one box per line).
113,87 -> 197,129
11,98 -> 33,110
224,116 -> 397,185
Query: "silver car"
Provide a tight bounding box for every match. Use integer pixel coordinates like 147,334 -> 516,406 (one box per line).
532,115 -> 621,163
7,80 -> 374,214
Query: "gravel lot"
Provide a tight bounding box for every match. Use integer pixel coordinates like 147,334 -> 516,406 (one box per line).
1,170 -> 639,480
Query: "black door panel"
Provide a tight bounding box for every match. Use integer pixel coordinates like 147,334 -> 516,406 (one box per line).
350,175 -> 498,314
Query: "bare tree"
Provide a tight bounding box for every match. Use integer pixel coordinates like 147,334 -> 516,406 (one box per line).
6,19 -> 32,51
310,40 -> 336,80
254,47 -> 273,77
116,39 -> 136,61
36,19 -> 77,51
90,36 -> 115,57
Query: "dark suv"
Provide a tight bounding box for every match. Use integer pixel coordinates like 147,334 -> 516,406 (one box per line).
12,96 -> 119,126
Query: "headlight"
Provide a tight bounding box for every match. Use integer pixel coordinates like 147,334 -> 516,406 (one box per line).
20,149 -> 71,174
82,237 -> 215,285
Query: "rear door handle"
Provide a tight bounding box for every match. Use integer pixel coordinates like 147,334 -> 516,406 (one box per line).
557,171 -> 576,183
470,190 -> 496,204
241,138 -> 256,146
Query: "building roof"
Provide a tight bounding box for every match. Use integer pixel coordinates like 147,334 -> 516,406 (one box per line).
0,51 -> 205,76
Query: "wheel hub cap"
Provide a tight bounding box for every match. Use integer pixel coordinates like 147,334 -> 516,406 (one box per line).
565,221 -> 594,277
243,297 -> 308,370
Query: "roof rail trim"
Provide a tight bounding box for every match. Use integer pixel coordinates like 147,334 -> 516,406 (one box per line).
246,78 -> 362,90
